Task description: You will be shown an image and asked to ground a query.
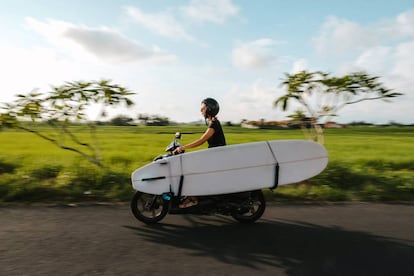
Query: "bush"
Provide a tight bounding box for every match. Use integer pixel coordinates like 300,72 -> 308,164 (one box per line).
30,165 -> 62,180
271,160 -> 414,201
0,160 -> 18,174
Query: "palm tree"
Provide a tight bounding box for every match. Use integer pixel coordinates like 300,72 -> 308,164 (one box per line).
274,71 -> 402,143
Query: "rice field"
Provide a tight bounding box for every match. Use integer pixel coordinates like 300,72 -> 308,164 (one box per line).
1,125 -> 413,202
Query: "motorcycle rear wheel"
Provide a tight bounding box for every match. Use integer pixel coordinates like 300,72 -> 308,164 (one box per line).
131,191 -> 168,224
231,190 -> 266,223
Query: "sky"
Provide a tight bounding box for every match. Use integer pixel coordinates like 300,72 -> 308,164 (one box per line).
1,0 -> 413,124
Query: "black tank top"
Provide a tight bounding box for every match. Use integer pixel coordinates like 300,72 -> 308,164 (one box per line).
207,119 -> 226,148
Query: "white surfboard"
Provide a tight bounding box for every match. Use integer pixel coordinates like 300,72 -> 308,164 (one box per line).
131,140 -> 328,196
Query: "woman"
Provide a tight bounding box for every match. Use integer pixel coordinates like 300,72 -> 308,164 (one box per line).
173,97 -> 226,208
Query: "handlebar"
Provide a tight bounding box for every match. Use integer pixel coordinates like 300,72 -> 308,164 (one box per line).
165,132 -> 182,153
154,132 -> 184,161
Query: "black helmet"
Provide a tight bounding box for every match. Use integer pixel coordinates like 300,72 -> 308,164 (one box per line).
202,98 -> 220,117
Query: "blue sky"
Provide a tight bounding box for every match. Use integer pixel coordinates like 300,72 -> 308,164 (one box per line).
1,0 -> 413,124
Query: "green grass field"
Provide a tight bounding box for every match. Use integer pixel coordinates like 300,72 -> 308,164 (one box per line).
1,125 -> 413,202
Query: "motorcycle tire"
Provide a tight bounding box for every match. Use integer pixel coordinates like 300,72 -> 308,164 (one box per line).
131,191 -> 168,224
231,190 -> 266,223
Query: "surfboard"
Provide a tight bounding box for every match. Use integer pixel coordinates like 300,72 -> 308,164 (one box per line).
131,140 -> 328,196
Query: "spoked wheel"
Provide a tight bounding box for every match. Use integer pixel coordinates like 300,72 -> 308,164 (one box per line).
130,191 -> 168,224
231,190 -> 266,223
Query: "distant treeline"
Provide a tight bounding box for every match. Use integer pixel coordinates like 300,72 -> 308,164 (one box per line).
98,115 -> 414,127
5,115 -> 412,128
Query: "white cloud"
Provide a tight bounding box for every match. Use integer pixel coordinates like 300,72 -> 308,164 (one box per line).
389,40 -> 414,105
181,0 -> 239,24
291,59 -> 309,73
392,40 -> 414,79
309,10 -> 414,124
0,44 -> 97,101
221,79 -> 287,122
232,39 -> 279,69
354,46 -> 392,74
64,27 -> 150,63
25,17 -> 176,64
394,9 -> 414,37
312,16 -> 377,56
313,10 -> 414,58
125,6 -> 193,41
0,17 -> 178,120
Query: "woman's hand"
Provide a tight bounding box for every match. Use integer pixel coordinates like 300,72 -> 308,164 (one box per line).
172,127 -> 214,154
173,146 -> 185,155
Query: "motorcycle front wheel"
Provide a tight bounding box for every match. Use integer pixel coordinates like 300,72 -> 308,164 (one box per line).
231,190 -> 266,223
131,191 -> 168,224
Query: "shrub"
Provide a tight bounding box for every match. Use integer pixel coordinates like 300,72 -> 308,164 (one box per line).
0,160 -> 18,174
30,165 -> 62,180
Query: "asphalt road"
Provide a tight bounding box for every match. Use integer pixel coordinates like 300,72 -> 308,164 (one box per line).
1,202 -> 413,275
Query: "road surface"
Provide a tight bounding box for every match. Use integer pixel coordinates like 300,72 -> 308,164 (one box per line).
1,202 -> 413,275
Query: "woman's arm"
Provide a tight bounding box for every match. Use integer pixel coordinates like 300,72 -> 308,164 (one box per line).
177,127 -> 215,152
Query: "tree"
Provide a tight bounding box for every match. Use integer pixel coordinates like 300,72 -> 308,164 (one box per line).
110,115 -> 135,126
274,71 -> 403,143
287,109 -> 307,127
0,80 -> 135,167
137,114 -> 170,126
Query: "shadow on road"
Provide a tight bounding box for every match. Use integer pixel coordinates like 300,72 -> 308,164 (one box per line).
125,216 -> 414,275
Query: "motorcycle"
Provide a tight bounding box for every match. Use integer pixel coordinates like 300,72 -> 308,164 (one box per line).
130,132 -> 266,224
